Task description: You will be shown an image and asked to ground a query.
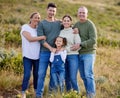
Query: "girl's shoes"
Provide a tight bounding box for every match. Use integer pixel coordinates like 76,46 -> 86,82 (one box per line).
22,93 -> 26,98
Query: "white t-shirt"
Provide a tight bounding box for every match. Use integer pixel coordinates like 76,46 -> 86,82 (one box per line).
20,24 -> 40,60
49,50 -> 67,63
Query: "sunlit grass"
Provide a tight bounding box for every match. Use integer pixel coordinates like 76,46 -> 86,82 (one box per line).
0,0 -> 120,97
0,47 -> 120,98
94,47 -> 120,98
0,71 -> 22,91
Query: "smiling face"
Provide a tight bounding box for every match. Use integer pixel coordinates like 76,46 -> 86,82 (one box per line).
47,7 -> 56,19
30,13 -> 40,27
55,37 -> 64,48
78,6 -> 88,22
62,16 -> 72,29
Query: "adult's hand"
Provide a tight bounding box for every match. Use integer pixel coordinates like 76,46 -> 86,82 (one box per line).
73,28 -> 79,34
70,43 -> 80,51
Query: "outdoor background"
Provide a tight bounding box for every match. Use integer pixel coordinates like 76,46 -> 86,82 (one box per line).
0,0 -> 120,98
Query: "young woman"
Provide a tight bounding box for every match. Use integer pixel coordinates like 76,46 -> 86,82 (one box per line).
49,36 -> 67,93
20,12 -> 46,98
59,15 -> 81,92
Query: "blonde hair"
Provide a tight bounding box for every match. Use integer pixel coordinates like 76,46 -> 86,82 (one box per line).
29,12 -> 40,23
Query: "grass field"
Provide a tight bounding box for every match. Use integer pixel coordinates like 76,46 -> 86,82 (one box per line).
0,0 -> 120,98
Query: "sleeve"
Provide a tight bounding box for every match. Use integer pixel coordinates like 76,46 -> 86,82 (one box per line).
74,33 -> 81,44
81,22 -> 97,48
65,46 -> 71,53
49,52 -> 55,62
60,50 -> 67,63
20,25 -> 27,35
37,22 -> 46,44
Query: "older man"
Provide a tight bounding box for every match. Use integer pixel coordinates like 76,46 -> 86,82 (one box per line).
73,6 -> 97,98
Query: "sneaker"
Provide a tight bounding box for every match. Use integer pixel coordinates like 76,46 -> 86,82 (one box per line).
87,93 -> 95,98
22,93 -> 26,98
36,96 -> 42,98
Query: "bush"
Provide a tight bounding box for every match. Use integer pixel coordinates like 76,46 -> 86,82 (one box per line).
0,49 -> 23,74
5,29 -> 21,47
63,90 -> 82,98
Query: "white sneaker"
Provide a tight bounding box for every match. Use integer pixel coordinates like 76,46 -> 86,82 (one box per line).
22,93 -> 26,98
87,93 -> 95,98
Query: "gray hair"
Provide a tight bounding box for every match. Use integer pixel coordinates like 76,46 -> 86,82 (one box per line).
78,6 -> 88,13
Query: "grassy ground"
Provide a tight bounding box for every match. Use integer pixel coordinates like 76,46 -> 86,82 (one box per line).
0,0 -> 120,98
0,47 -> 119,98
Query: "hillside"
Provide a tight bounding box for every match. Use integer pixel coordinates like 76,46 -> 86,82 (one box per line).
0,0 -> 120,98
0,0 -> 120,47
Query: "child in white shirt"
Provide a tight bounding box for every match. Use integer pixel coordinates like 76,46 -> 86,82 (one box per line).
50,36 -> 67,93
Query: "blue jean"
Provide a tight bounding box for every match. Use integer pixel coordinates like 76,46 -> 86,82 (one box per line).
65,55 -> 79,92
51,71 -> 65,93
22,57 -> 39,92
78,54 -> 96,95
36,51 -> 54,97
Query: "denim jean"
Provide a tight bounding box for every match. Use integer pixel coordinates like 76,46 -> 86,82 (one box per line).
36,51 -> 54,97
78,54 -> 96,95
65,55 -> 79,92
51,70 -> 65,93
22,57 -> 39,92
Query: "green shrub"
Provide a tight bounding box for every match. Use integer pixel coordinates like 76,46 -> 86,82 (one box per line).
117,96 -> 120,98
0,49 -> 23,74
63,90 -> 82,98
5,29 -> 21,47
4,16 -> 25,25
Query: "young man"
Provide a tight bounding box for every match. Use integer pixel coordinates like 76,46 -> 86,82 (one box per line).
72,6 -> 97,98
36,3 -> 61,98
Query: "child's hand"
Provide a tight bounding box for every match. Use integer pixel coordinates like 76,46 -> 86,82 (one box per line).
70,43 -> 80,51
60,48 -> 65,51
52,48 -> 56,53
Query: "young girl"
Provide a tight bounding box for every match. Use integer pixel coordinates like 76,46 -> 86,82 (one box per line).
59,15 -> 81,92
49,36 -> 67,93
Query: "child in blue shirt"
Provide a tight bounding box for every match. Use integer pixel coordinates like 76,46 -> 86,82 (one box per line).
49,36 -> 67,93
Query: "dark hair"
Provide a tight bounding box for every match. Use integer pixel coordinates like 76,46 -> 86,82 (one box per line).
54,36 -> 67,47
62,37 -> 67,46
47,2 -> 57,9
62,14 -> 72,21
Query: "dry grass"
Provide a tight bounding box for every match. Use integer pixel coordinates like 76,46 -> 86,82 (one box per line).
0,47 -> 120,98
0,71 -> 22,97
94,47 -> 120,98
0,0 -> 120,97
